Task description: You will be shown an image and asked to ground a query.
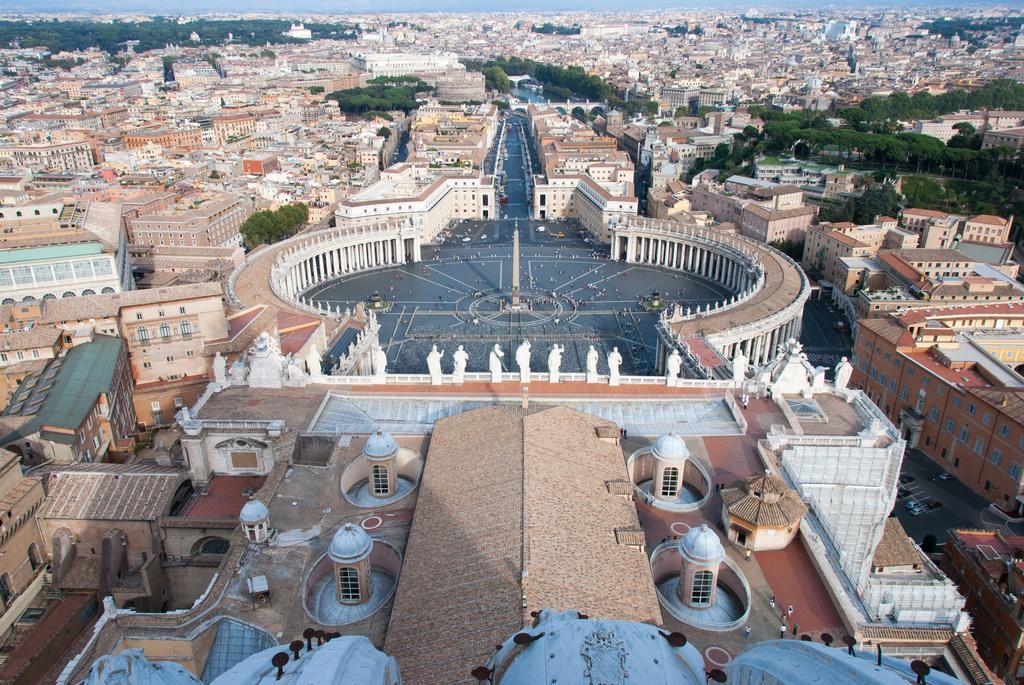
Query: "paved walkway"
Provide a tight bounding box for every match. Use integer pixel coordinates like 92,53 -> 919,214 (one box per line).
755,538 -> 846,636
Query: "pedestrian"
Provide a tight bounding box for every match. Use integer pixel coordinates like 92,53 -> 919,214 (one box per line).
743,625 -> 752,640
787,605 -> 794,619
769,594 -> 775,608
792,622 -> 799,636
779,623 -> 786,639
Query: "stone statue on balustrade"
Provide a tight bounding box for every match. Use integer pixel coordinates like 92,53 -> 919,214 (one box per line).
665,349 -> 682,387
732,347 -> 748,383
547,344 -> 564,384
586,345 -> 600,383
452,345 -> 469,384
489,344 -> 505,383
834,357 -> 853,392
372,344 -> 388,384
213,351 -> 227,385
283,355 -> 311,388
516,340 -> 532,384
607,347 -> 623,387
427,344 -> 445,385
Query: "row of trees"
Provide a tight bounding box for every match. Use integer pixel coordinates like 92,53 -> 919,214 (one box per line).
836,79 -> 1024,126
759,109 -> 1020,180
326,78 -> 431,116
531,23 -> 580,35
461,57 -> 613,102
0,18 -> 359,55
239,204 -> 309,249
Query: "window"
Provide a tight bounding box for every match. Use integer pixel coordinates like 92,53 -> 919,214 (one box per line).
983,413 -> 991,426
967,403 -> 976,416
137,328 -> 149,343
27,544 -> 40,572
946,420 -> 955,434
0,574 -> 11,605
660,466 -> 682,498
338,567 -> 360,602
159,324 -> 170,340
930,408 -> 939,421
371,464 -> 389,496
1000,425 -> 1010,438
901,387 -> 909,401
173,397 -> 183,408
135,312 -> 143,320
1009,462 -> 1021,480
953,396 -> 961,407
991,449 -> 1003,466
690,569 -> 713,607
960,427 -> 969,444
179,306 -> 186,314
181,321 -> 192,339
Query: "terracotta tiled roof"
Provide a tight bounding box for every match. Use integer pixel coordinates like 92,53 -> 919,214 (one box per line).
871,518 -> 922,570
384,405 -> 660,685
722,473 -> 806,528
39,465 -> 185,521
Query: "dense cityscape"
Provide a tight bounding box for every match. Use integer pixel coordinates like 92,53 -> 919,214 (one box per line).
0,6 -> 1022,685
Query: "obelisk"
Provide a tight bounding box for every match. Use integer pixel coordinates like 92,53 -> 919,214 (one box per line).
511,223 -> 521,310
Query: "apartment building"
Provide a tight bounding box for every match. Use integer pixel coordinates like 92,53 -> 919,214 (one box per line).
0,333 -> 135,465
692,175 -> 814,244
942,529 -> 1024,683
0,324 -> 63,408
0,449 -> 47,645
900,208 -> 964,249
983,128 -> 1024,151
8,141 -> 94,173
852,303 -> 1024,511
335,165 -> 495,241
123,128 -> 204,151
963,215 -> 1014,244
128,195 -> 253,248
350,52 -> 462,77
211,113 -> 257,144
117,283 -> 229,427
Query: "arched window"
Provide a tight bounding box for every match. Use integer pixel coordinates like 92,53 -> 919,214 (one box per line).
371,464 -> 389,496
198,537 -> 230,555
337,567 -> 360,601
159,324 -> 170,340
137,327 -> 149,343
0,574 -> 12,605
180,320 -> 192,339
27,544 -> 40,572
660,466 -> 680,498
690,569 -> 713,607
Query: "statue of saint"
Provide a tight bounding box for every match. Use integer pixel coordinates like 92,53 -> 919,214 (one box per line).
607,347 -> 623,386
372,344 -> 387,382
213,351 -> 227,385
834,356 -> 854,391
516,340 -> 532,383
586,345 -> 600,383
547,344 -> 564,384
427,344 -> 445,385
733,347 -> 748,383
665,349 -> 682,386
489,344 -> 505,383
452,345 -> 469,384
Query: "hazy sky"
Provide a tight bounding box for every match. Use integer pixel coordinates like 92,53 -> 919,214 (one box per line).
2,0 -> 999,13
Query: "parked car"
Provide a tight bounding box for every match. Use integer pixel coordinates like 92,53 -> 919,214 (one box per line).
938,472 -> 954,481
899,474 -> 916,485
926,501 -> 944,511
897,487 -> 911,500
905,500 -> 924,511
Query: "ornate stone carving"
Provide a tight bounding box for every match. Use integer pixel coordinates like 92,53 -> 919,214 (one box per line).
581,627 -> 629,685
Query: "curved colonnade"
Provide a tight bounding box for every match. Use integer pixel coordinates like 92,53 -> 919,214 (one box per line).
259,219 -> 425,318
612,218 -> 810,369
232,215 -> 808,376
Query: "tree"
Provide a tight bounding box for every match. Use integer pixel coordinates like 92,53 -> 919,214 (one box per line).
377,126 -> 391,140
714,142 -> 731,161
481,66 -> 510,94
309,86 -> 324,94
